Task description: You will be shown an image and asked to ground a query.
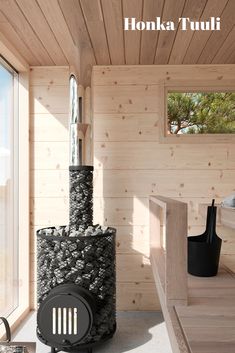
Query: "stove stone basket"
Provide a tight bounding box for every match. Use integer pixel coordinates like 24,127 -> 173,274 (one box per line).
37,225 -> 116,353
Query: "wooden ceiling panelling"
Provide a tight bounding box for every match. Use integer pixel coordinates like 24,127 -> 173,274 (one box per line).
197,0 -> 235,64
140,0 -> 164,64
154,0 -> 185,64
183,0 -> 228,64
101,0 -> 125,65
169,0 -> 208,64
123,0 -> 143,64
0,0 -> 234,86
80,0 -> 110,64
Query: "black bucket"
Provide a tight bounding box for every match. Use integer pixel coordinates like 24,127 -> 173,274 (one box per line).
188,200 -> 222,277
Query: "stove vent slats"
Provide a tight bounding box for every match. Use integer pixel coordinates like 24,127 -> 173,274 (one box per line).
63,308 -> 67,334
52,307 -> 78,335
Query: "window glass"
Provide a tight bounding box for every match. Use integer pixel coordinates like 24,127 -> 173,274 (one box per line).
0,58 -> 19,317
167,92 -> 235,134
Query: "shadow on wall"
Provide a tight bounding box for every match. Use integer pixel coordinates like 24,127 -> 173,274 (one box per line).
93,162 -> 160,312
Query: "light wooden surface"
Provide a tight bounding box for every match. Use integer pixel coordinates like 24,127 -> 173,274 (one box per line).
92,64 -> 235,310
0,1 -> 234,85
150,196 -> 188,306
150,196 -> 235,353
221,207 -> 235,229
176,265 -> 235,353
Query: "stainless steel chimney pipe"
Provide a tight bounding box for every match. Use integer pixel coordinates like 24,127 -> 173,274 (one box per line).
69,74 -> 82,166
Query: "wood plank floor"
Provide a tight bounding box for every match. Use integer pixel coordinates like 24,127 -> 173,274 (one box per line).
175,262 -> 235,353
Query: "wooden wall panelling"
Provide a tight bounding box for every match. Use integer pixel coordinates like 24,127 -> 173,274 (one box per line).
122,0 -> 143,64
140,0 -> 164,64
198,0 -> 235,64
93,113 -> 159,142
30,66 -> 69,85
101,0 -> 125,65
117,254 -> 153,282
93,142 -> 234,169
80,0 -> 110,65
0,0 -> 54,65
93,65 -> 235,310
183,0 -> 228,64
16,0 -> 68,66
154,0 -> 185,64
94,196 -> 225,227
92,65 -> 235,86
168,0 -> 207,64
117,282 -> 160,311
93,197 -> 149,226
31,197 -> 69,227
93,85 -> 160,113
31,142 -> 69,170
94,169 -> 235,198
30,85 -> 69,114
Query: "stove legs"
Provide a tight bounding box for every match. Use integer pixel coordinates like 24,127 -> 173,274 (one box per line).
50,346 -> 92,353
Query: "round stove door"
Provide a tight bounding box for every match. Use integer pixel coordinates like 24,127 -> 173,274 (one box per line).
37,285 -> 95,348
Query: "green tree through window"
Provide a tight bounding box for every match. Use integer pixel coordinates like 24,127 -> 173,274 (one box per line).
167,92 -> 235,134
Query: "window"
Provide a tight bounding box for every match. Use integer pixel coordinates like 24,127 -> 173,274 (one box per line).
0,57 -> 19,317
167,92 -> 235,135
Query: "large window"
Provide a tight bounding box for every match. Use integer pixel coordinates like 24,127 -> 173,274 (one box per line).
0,57 -> 19,317
167,91 -> 235,135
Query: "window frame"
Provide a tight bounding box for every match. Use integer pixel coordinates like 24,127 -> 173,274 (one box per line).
160,83 -> 235,144
0,58 -> 29,336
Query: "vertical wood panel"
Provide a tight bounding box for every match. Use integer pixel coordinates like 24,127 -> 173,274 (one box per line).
37,0 -> 80,71
80,0 -> 110,64
169,0 -> 207,64
0,0 -> 54,65
123,0 -> 143,64
16,0 -> 68,65
212,27 -> 235,64
0,10 -> 39,65
101,0 -> 125,65
183,0 -> 228,64
198,0 -> 235,64
140,0 -> 164,64
154,0 -> 185,64
58,0 -> 96,86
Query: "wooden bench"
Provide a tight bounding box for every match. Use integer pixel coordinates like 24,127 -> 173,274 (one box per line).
150,196 -> 235,353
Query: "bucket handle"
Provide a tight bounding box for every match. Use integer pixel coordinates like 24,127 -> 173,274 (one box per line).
0,317 -> 11,342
